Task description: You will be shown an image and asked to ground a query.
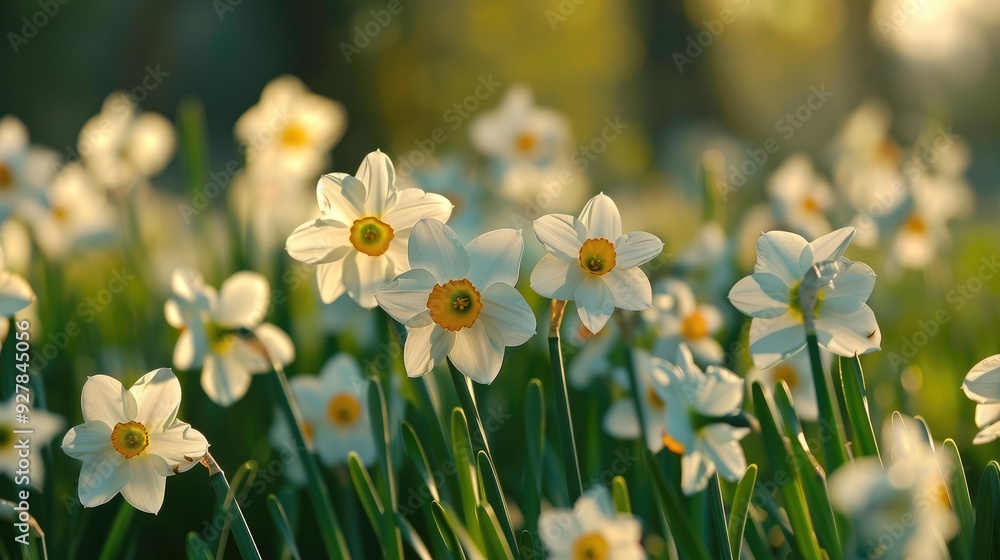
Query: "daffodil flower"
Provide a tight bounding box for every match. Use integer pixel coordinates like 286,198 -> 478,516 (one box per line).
962,354 -> 1000,444
766,153 -> 834,240
728,227 -> 881,370
286,150 -> 453,308
375,218 -> 536,384
530,193 -> 663,334
165,269 -> 295,406
61,368 -> 209,514
0,244 -> 34,318
24,164 -> 116,261
469,84 -> 571,169
603,348 -> 675,451
642,278 -> 724,365
538,487 -> 645,560
0,399 -> 62,487
0,115 -> 57,222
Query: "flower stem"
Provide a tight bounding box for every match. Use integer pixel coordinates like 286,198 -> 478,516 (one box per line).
805,333 -> 848,471
202,452 -> 261,560
446,358 -> 493,458
548,300 -> 583,504
238,329 -> 350,560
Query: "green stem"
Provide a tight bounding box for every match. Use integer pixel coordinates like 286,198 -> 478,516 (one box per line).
547,301 -> 583,504
96,501 -> 133,560
805,333 -> 848,472
239,330 -> 350,559
203,453 -> 261,560
446,359 -> 492,457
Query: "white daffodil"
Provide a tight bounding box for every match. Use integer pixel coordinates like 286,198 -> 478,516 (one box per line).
24,164 -> 116,261
530,193 -> 663,334
642,278 -> 724,365
61,368 -> 210,514
566,312 -> 621,389
286,150 -> 453,308
538,486 -> 645,560
0,244 -> 35,318
0,115 -> 57,222
77,93 -> 176,192
962,354 -> 1000,444
603,348 -> 675,452
830,414 -> 957,560
269,354 -> 375,476
375,218 -> 536,384
766,154 -> 834,240
235,75 -> 347,181
0,400 -> 62,487
228,164 -> 318,264
747,346 -> 826,422
887,171 -> 973,271
470,84 -> 571,169
165,269 -> 295,406
728,227 -> 881,370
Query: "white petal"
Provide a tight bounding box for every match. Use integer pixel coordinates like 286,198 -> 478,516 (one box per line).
202,354 -> 253,407
963,355 -> 1000,403
974,402 -> 1000,429
973,422 -> 1000,445
702,425 -> 749,482
480,283 -> 536,346
129,368 -> 182,432
127,113 -> 175,177
815,306 -> 881,358
81,375 -> 134,425
77,450 -> 128,508
602,399 -> 641,440
317,259 -> 347,304
823,261 -> 876,314
164,299 -> 185,329
375,269 -> 436,325
803,227 -> 856,268
687,337 -> 725,365
753,231 -> 808,285
254,323 -> 296,367
343,253 -> 390,309
728,273 -> 790,319
749,314 -> 807,370
530,253 -> 583,300
680,450 -> 714,495
120,453 -> 166,514
449,321 -> 504,384
0,272 -> 35,316
285,220 -> 351,264
148,420 -> 209,476
403,325 -> 453,378
575,277 -> 617,334
317,173 -> 365,223
215,271 -> 270,328
532,214 -> 585,261
171,268 -> 207,302
382,188 -> 453,231
579,193 -> 622,241
62,421 -> 113,462
693,366 -> 744,416
603,267 -> 652,311
614,231 -> 663,269
318,353 -> 366,392
172,329 -> 207,371
466,228 -> 523,291
357,150 -> 395,216
408,219 -> 469,282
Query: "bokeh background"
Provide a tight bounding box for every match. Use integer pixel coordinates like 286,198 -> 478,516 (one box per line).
2,0 -> 1000,557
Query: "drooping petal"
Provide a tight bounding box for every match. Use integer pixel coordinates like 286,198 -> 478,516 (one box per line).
963,355 -> 1000,403
62,421 -> 113,462
603,267 -> 652,311
403,325 -> 453,378
357,150 -> 395,216
532,214 -> 585,261
252,323 -> 296,368
814,305 -> 881,358
77,450 -> 128,508
382,188 -> 453,231
449,321 -> 504,384
974,402 -> 1000,430
579,193 -> 622,241
749,314 -> 808,370
81,375 -> 134,425
680,449 -> 714,495
614,231 -> 663,269
530,253 -> 583,300
202,353 -> 254,407
803,227 -> 856,269
465,228 -> 523,291
375,269 -> 436,325
147,420 -> 209,476
408,219 -> 469,282
285,219 -> 352,264
822,260 -> 876,314
342,253 -> 390,309
317,259 -> 347,304
728,273 -> 790,319
120,453 -> 166,514
317,173 -> 365,223
575,277 -> 617,334
753,231 -> 808,285
129,368 -> 182,433
480,283 -> 536,346
0,272 -> 35,316
215,271 -> 270,328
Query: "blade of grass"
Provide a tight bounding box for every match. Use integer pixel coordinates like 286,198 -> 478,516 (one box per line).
971,462 -> 999,560
476,450 -> 518,555
396,514 -> 434,560
402,422 -> 441,503
612,475 -> 632,514
476,505 -> 514,560
805,333 -> 848,471
433,501 -> 484,560
347,452 -> 384,544
727,464 -> 757,560
523,379 -> 545,535
266,495 -> 302,560
708,474 -> 734,560
97,501 -> 133,560
186,532 -> 215,560
645,449 -> 711,560
203,454 -> 261,560
368,378 -> 403,560
840,356 -> 881,463
452,408 -> 484,550
546,300 -> 583,503
941,439 -> 974,559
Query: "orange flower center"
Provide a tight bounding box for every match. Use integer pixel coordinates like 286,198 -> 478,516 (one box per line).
515,132 -> 538,154
801,197 -> 820,213
427,278 -> 483,331
773,364 -> 799,390
53,205 -> 69,222
662,432 -> 686,454
572,532 -> 609,560
327,393 -> 361,427
904,214 -> 926,234
350,216 -> 395,257
0,164 -> 11,189
280,124 -> 310,148
578,238 -> 616,276
646,388 -> 665,410
681,311 -> 709,339
110,421 -> 149,459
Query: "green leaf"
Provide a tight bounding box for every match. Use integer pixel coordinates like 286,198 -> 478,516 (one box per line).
942,439 -> 975,559
403,422 -> 441,505
476,450 -> 518,555
433,501 -> 484,560
207,459 -> 261,560
840,357 -> 881,462
612,475 -> 632,514
185,532 -> 215,560
708,475 -> 734,560
805,334 -> 848,471
452,408 -> 484,549
645,449 -> 711,560
266,495 -> 302,560
751,382 -> 823,560
97,501 -> 133,560
397,513 -> 435,560
971,462 -> 1000,560
476,504 -> 515,560
523,379 -> 545,535
727,464 -> 758,560
369,378 -> 403,560
519,530 -> 539,560
348,451 -> 385,541
177,96 -> 210,192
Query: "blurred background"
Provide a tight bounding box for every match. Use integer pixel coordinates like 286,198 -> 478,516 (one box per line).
2,0 -> 1000,557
